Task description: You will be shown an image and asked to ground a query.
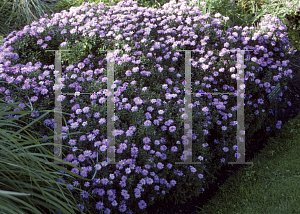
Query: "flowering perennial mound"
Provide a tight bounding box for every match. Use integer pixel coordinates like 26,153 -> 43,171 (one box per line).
0,0 -> 296,213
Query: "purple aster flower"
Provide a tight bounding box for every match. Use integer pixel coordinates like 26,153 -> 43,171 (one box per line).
169,126 -> 176,132
83,58 -> 90,64
78,154 -> 85,162
87,133 -> 96,141
80,191 -> 89,199
96,201 -> 104,210
126,130 -> 134,137
83,150 -> 92,157
133,166 -> 141,173
41,44 -> 48,49
99,118 -> 106,125
95,164 -> 102,170
276,124 -> 281,129
77,62 -> 85,69
71,168 -> 79,175
94,141 -> 101,147
79,135 -> 86,141
167,163 -> 173,169
157,162 -> 164,170
144,120 -> 151,126
93,112 -> 101,118
119,180 -> 126,188
139,169 -> 148,176
104,208 -> 110,214
161,126 -> 167,131
143,137 -> 151,144
223,147 -> 229,152
190,166 -> 197,173
143,145 -> 150,151
264,82 -> 271,87
37,39 -> 43,45
160,145 -> 167,151
60,42 -> 67,47
198,174 -> 203,179
202,106 -> 209,112
80,170 -> 88,178
258,99 -> 264,104
101,178 -> 109,185
70,122 -> 79,129
138,200 -> 147,209
72,159 -> 79,166
164,119 -> 174,126
119,204 -> 126,212
73,181 -> 79,187
30,96 -> 38,102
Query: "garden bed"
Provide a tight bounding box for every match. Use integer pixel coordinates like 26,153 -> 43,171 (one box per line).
0,0 -> 299,213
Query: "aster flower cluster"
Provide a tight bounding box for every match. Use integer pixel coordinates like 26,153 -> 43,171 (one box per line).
0,0 -> 296,213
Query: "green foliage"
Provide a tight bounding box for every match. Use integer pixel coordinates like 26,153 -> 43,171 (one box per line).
232,0 -> 300,51
0,0 -> 24,39
232,0 -> 268,27
0,0 -> 60,39
0,92 -> 93,214
285,23 -> 300,52
47,0 -> 166,14
193,0 -> 270,28
282,8 -> 300,51
44,0 -> 98,14
186,0 -> 300,51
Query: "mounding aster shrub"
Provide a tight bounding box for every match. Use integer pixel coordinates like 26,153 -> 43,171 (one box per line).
0,0 -> 296,213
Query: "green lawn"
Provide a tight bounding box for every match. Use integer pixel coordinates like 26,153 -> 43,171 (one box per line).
195,111 -> 300,214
